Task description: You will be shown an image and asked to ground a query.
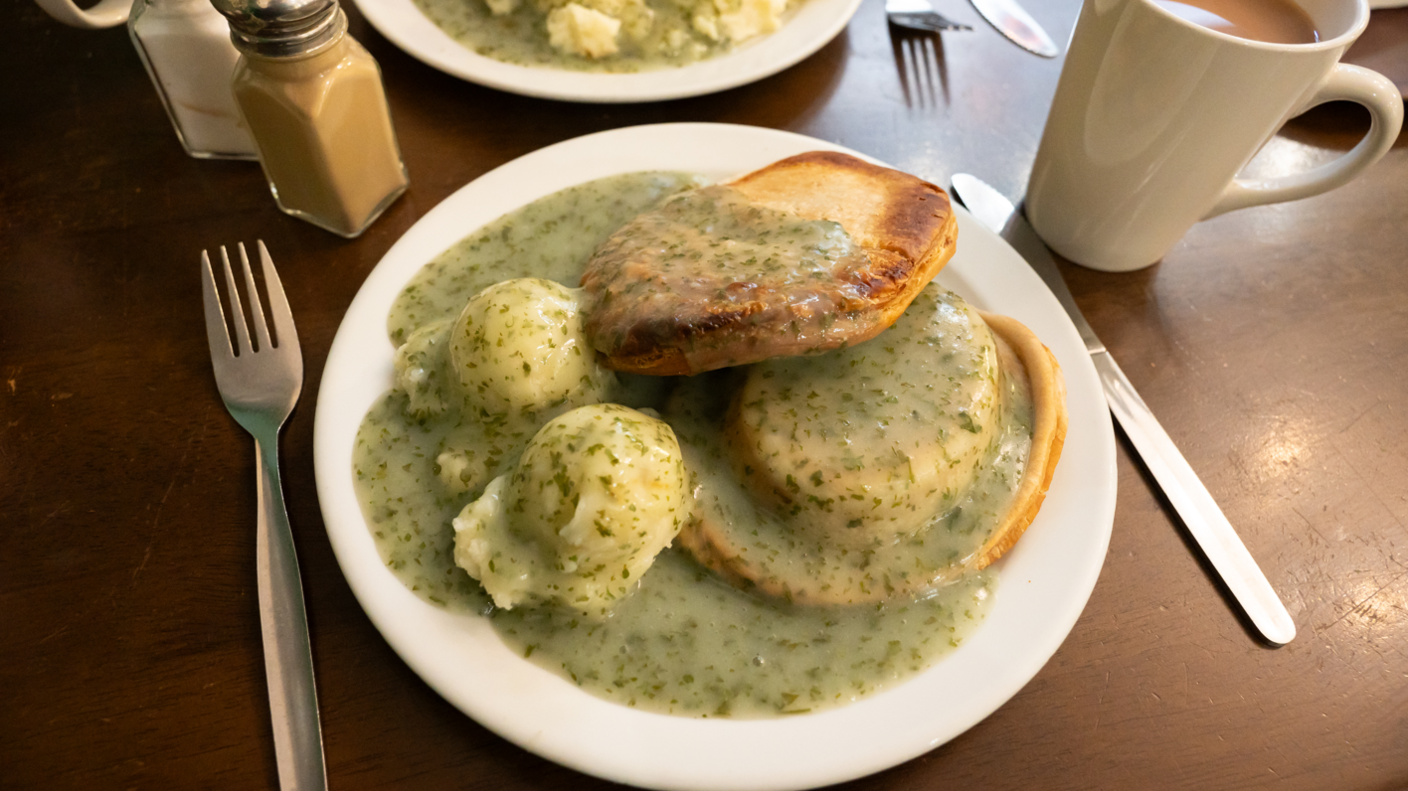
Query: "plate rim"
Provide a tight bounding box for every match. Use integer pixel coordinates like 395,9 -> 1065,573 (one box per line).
313,122 -> 1117,791
348,0 -> 863,102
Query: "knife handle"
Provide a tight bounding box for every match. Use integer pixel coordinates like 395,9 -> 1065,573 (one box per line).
1092,351 -> 1296,645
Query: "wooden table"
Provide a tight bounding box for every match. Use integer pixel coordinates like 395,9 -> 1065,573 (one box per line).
5,1 -> 1407,788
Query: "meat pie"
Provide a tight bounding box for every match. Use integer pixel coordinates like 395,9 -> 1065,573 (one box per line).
668,286 -> 1068,605
580,151 -> 959,376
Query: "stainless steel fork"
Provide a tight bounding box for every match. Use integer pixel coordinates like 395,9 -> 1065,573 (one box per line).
201,241 -> 327,791
892,29 -> 949,108
886,0 -> 972,33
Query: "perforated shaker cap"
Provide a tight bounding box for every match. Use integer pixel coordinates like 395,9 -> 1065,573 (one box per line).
211,0 -> 346,58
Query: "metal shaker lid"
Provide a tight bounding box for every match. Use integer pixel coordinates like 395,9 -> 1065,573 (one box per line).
211,0 -> 346,58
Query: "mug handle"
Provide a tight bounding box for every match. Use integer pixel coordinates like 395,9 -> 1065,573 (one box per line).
1206,64 -> 1404,219
34,0 -> 131,28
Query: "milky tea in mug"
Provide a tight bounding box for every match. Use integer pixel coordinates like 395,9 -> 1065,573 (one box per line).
1151,0 -> 1319,43
1025,0 -> 1402,272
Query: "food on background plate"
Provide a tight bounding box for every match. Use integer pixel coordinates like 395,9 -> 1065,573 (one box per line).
352,157 -> 1066,716
581,151 -> 959,376
413,0 -> 804,73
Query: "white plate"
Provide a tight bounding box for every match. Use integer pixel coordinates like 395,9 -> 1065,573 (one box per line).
350,0 -> 862,102
314,123 -> 1117,791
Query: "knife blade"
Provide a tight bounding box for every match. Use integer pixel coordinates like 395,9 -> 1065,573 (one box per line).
966,0 -> 1059,57
949,173 -> 1296,646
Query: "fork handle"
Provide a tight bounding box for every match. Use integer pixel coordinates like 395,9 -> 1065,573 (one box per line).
255,435 -> 328,791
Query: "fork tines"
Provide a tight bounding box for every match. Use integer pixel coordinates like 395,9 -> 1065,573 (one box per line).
201,241 -> 299,361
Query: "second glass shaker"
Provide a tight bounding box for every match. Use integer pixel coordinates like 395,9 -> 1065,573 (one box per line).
213,0 -> 409,238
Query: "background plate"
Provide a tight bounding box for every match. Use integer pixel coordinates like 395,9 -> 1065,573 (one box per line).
350,0 -> 862,102
313,123 -> 1117,791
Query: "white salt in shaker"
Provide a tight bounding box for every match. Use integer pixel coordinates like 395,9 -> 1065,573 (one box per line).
127,0 -> 258,160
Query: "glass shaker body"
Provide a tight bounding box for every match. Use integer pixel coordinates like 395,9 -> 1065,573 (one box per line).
232,26 -> 409,238
128,0 -> 258,160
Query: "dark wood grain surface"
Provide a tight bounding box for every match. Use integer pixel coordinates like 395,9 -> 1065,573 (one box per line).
4,1 -> 1407,788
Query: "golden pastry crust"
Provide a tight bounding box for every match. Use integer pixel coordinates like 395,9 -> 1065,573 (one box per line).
581,151 -> 959,376
968,311 -> 1068,570
677,310 -> 1068,604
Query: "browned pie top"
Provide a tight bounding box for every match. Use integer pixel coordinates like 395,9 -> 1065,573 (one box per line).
727,151 -> 953,279
579,151 -> 958,376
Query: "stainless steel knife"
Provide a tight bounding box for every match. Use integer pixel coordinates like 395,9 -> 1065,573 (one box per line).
966,0 -> 1059,57
949,173 -> 1296,646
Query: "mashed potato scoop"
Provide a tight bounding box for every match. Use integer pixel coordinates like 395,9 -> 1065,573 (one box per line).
452,403 -> 689,618
449,278 -> 615,418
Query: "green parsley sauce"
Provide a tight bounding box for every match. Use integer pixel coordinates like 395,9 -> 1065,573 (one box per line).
353,171 -> 1006,718
580,184 -> 883,372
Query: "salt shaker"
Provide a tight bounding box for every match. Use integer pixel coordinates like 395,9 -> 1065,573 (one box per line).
128,0 -> 258,159
212,0 -> 409,238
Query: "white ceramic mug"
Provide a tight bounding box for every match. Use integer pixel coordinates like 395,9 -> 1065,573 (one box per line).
34,0 -> 131,28
1026,0 -> 1403,272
